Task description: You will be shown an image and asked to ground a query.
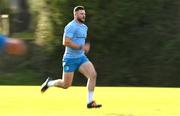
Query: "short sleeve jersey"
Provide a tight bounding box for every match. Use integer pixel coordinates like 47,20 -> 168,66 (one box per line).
63,20 -> 88,59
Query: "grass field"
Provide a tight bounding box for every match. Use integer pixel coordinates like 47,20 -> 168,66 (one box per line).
0,86 -> 180,116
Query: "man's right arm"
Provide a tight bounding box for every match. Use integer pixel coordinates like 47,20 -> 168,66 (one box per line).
63,24 -> 82,50
63,37 -> 82,50
63,24 -> 90,52
63,37 -> 90,53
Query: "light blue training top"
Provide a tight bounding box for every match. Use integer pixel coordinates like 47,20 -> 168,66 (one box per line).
63,20 -> 88,59
0,34 -> 7,52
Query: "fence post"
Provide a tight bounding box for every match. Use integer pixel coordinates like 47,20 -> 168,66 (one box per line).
1,14 -> 10,36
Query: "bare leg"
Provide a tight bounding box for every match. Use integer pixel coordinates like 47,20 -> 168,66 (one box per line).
79,61 -> 97,103
48,72 -> 74,89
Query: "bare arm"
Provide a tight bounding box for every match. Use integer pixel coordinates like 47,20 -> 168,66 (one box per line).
63,37 -> 90,53
63,37 -> 81,49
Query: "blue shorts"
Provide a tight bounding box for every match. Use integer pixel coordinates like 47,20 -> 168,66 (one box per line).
62,55 -> 89,72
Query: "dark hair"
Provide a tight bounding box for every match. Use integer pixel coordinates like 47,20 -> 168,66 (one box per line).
73,6 -> 85,13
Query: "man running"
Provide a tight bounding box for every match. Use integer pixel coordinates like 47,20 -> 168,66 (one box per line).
41,6 -> 102,108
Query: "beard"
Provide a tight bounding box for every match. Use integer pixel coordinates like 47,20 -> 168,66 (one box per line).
77,17 -> 85,23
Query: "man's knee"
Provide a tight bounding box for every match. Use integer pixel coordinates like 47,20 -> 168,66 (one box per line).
91,71 -> 97,79
62,72 -> 74,89
62,83 -> 71,89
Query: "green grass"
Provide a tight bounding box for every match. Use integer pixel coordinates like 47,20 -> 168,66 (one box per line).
0,86 -> 180,116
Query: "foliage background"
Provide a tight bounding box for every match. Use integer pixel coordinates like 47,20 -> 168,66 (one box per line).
0,0 -> 180,86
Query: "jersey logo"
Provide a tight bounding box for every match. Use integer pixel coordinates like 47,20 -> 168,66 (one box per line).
65,66 -> 69,71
